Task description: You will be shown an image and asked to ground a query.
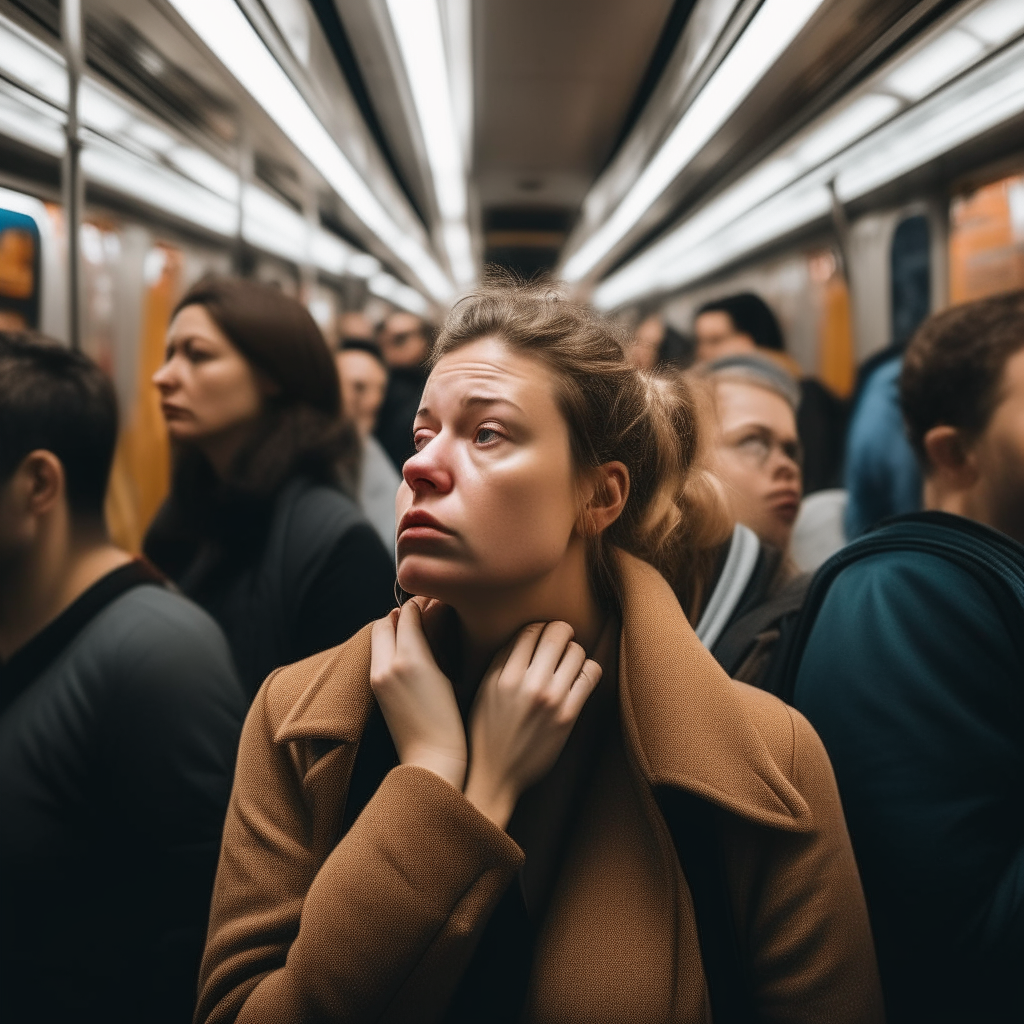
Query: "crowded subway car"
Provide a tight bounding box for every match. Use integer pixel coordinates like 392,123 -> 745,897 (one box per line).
1,0 -> 1023,1022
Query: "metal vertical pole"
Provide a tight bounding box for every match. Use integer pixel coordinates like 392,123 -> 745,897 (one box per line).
62,0 -> 84,350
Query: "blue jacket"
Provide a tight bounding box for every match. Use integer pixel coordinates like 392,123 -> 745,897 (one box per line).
788,513 -> 1024,1022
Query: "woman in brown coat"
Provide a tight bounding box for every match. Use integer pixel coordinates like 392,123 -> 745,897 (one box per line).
196,282 -> 883,1024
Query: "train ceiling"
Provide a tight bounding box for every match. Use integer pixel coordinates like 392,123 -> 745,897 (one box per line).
0,0 -> 1023,314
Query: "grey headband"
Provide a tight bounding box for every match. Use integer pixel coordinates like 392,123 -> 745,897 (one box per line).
703,353 -> 801,410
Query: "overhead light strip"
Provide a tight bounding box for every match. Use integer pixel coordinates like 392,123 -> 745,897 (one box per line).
561,0 -> 828,282
593,0 -> 1024,309
384,0 -> 476,289
164,0 -> 452,301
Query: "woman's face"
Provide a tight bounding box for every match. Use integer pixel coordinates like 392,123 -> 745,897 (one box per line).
396,337 -> 581,603
153,304 -> 264,447
712,378 -> 802,551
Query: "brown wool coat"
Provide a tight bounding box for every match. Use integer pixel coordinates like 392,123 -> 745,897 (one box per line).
196,553 -> 884,1024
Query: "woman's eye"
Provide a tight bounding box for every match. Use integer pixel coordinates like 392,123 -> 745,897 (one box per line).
475,426 -> 502,445
413,431 -> 432,451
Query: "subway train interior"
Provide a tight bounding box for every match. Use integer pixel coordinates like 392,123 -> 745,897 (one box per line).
5,3 -> 1024,1023
2,0 -> 1023,547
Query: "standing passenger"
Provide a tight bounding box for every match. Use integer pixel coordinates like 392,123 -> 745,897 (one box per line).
694,292 -> 847,493
785,290 -> 1024,1022
0,335 -> 245,1024
195,282 -> 882,1024
686,355 -> 810,686
145,278 -> 394,699
336,338 -> 402,553
374,310 -> 433,470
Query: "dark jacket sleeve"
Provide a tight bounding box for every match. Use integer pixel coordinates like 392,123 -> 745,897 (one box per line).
292,523 -> 396,661
793,552 -> 1024,1020
195,676 -> 524,1024
103,591 -> 247,1024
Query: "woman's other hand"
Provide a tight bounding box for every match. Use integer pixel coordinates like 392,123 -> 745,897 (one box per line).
370,601 -> 468,790
465,621 -> 602,829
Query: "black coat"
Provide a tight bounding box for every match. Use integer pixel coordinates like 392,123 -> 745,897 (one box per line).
0,563 -> 247,1023
375,365 -> 427,471
146,478 -> 395,698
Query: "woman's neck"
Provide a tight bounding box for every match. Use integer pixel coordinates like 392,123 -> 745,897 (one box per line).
452,542 -> 607,686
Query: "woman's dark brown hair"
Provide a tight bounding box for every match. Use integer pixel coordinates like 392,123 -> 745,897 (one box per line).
170,276 -> 358,495
433,278 -> 729,614
146,277 -> 358,575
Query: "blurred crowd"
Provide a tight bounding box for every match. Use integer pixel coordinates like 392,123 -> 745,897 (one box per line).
1,276 -> 1023,1023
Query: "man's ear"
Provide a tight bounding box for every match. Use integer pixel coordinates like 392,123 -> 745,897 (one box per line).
923,425 -> 978,491
18,449 -> 65,518
577,461 -> 630,538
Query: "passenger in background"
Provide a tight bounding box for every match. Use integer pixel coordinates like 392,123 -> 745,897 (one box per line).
628,314 -> 696,370
694,292 -> 847,493
785,290 -> 1024,1023
687,355 -> 810,686
374,310 -> 434,470
145,278 -> 394,699
0,335 -> 245,1024
842,348 -> 922,538
336,338 -> 401,554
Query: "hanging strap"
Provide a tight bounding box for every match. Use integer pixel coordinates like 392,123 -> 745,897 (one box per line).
696,524 -> 762,650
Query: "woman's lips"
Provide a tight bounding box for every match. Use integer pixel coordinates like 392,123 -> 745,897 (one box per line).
397,509 -> 453,541
768,491 -> 801,524
160,403 -> 191,420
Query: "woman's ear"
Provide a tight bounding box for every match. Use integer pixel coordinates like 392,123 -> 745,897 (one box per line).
578,461 -> 629,537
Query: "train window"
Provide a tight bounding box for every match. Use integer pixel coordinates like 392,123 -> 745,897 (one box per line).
891,215 -> 930,349
0,208 -> 41,330
949,172 -> 1024,304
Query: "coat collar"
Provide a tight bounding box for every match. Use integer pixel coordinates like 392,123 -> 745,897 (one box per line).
276,551 -> 812,834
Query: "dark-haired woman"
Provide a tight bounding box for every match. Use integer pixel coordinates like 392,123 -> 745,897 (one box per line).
144,278 -> 394,698
196,282 -> 883,1022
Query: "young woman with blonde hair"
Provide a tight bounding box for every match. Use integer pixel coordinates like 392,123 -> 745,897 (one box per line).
195,281 -> 882,1024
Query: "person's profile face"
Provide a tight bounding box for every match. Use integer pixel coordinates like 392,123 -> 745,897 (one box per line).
971,346 -> 1024,545
694,311 -> 756,364
380,313 -> 429,368
712,378 -> 802,551
337,349 -> 388,436
153,305 -> 264,445
394,337 -> 580,604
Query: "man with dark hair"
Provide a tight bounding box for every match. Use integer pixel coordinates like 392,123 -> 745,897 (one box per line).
778,291 -> 1024,1023
374,311 -> 434,470
694,291 -> 846,493
0,333 -> 246,1023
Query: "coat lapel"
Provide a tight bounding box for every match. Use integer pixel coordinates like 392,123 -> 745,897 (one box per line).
615,550 -> 813,833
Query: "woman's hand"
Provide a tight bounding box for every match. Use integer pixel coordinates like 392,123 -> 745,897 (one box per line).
464,621 -> 602,829
370,600 -> 468,791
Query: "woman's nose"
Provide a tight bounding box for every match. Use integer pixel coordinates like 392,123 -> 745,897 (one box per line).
152,359 -> 176,392
402,439 -> 454,495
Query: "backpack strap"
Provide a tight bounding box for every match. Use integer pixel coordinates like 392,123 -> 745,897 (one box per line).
657,787 -> 757,1024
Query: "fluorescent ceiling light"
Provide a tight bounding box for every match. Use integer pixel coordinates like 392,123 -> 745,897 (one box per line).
241,184 -> 307,263
348,252 -> 382,279
385,0 -> 475,288
792,93 -> 900,169
369,271 -> 429,314
885,28 -> 983,101
165,0 -> 453,302
311,228 -> 351,276
960,0 -> 1024,46
168,146 -> 240,202
0,88 -> 64,155
595,32 -> 1024,311
128,121 -> 176,155
0,17 -> 66,106
80,81 -> 133,134
562,0 -> 827,282
82,138 -> 240,237
591,2 -> 1024,310
838,49 -> 1024,201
